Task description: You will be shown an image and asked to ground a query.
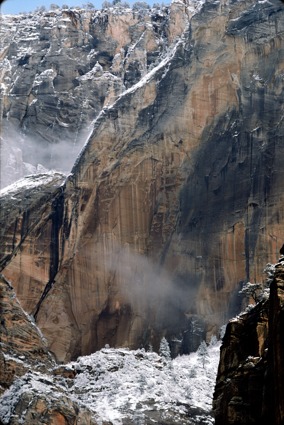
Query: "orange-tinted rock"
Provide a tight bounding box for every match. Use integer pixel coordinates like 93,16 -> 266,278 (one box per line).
0,0 -> 284,362
0,274 -> 54,395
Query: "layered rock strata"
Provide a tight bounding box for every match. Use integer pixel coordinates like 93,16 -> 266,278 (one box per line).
0,273 -> 54,394
0,3 -> 189,186
0,272 -> 96,424
213,258 -> 284,424
0,0 -> 284,362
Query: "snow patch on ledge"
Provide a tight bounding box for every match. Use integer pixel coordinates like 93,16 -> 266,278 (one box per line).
0,172 -> 66,198
0,340 -> 221,424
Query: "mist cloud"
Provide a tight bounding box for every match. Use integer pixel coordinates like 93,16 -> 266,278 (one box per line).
98,241 -> 198,330
0,121 -> 87,189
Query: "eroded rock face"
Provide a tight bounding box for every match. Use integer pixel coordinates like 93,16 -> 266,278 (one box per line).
213,302 -> 269,424
0,3 -> 188,187
213,259 -> 284,424
0,274 -> 54,395
268,260 -> 284,424
0,6 -> 172,134
1,377 -> 96,425
0,272 -> 98,424
0,0 -> 284,362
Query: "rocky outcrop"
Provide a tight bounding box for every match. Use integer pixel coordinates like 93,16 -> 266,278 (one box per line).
0,273 -> 54,394
213,259 -> 284,424
213,301 -> 269,424
0,341 -> 220,425
0,272 -> 98,424
267,259 -> 284,424
0,173 -> 66,316
0,0 -> 284,363
0,3 -> 188,187
0,259 -> 218,425
0,371 -> 96,425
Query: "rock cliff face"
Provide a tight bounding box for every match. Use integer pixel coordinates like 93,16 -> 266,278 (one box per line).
0,274 -> 97,424
0,0 -> 284,365
0,273 -> 54,395
213,258 -> 284,424
0,3 -> 188,186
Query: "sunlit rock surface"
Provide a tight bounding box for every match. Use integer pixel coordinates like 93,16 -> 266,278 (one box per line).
0,0 -> 284,366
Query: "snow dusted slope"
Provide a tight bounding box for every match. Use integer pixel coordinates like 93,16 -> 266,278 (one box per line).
0,171 -> 220,425
0,340 -> 220,425
0,2 -> 192,188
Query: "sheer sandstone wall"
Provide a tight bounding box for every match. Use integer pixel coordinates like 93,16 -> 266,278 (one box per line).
0,0 -> 283,361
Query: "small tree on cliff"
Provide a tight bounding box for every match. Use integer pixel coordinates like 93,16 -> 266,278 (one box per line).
239,263 -> 275,305
159,337 -> 171,361
36,5 -> 46,12
83,2 -> 95,9
50,3 -> 60,10
102,1 -> 112,7
197,340 -> 209,369
239,282 -> 262,303
132,1 -> 149,11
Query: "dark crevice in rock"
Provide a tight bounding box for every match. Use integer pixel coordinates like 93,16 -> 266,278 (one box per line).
33,191 -> 65,320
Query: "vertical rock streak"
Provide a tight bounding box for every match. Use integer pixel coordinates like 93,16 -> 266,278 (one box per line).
33,191 -> 65,319
0,0 -> 283,361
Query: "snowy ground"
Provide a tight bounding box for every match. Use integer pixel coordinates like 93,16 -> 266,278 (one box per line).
0,339 -> 220,425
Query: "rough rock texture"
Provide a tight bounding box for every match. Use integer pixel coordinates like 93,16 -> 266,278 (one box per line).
213,259 -> 284,424
0,274 -> 54,394
267,260 -> 284,424
0,0 -> 284,363
0,371 -> 96,425
0,3 -> 189,187
0,273 -> 98,424
213,301 -> 269,424
0,344 -> 219,425
0,173 -> 67,316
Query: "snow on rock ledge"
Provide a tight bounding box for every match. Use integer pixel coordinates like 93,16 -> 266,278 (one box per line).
0,341 -> 220,425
